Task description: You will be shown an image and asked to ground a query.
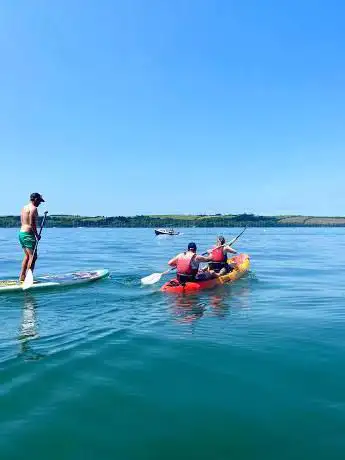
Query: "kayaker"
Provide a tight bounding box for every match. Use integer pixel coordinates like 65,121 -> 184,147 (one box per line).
168,242 -> 217,284
19,193 -> 45,282
207,235 -> 237,275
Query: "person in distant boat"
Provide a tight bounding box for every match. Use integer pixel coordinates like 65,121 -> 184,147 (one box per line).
19,193 -> 45,282
168,242 -> 218,284
206,235 -> 237,275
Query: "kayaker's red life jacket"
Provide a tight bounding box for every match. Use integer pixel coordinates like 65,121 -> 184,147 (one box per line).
176,252 -> 198,276
210,246 -> 227,263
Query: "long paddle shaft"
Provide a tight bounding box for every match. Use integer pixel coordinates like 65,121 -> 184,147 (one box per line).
31,211 -> 48,261
227,225 -> 247,247
141,226 -> 247,285
23,211 -> 48,290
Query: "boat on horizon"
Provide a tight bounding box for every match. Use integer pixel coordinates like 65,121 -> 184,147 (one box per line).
154,228 -> 180,236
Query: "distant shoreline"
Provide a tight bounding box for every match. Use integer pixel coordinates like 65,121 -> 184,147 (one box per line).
1,213 -> 345,228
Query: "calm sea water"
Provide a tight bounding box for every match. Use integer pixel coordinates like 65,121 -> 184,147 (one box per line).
0,227 -> 344,460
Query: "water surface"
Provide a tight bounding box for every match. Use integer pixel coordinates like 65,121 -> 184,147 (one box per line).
0,227 -> 344,459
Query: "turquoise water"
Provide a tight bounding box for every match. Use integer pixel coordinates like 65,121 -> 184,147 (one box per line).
1,227 -> 345,460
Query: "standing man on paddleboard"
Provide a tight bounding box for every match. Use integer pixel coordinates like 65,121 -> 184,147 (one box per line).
19,193 -> 45,282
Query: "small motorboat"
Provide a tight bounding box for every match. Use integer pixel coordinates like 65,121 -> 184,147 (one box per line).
154,228 -> 180,236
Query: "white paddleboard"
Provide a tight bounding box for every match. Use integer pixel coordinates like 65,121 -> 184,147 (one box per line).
0,269 -> 109,293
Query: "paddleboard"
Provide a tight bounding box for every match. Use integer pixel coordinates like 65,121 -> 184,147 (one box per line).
0,269 -> 109,293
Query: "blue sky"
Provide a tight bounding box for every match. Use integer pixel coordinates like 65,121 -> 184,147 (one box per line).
1,0 -> 344,216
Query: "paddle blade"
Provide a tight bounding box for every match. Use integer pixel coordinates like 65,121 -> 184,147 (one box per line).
22,269 -> 34,290
141,272 -> 162,285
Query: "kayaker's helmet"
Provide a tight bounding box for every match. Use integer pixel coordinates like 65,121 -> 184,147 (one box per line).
217,235 -> 225,245
188,242 -> 197,252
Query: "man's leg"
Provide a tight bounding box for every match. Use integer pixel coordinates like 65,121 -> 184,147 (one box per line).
196,270 -> 219,280
19,249 -> 30,282
208,269 -> 220,279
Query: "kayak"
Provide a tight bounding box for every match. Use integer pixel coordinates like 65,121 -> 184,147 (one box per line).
161,254 -> 250,293
0,269 -> 109,293
155,228 -> 180,236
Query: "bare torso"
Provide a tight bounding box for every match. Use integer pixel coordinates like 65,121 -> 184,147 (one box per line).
20,203 -> 38,233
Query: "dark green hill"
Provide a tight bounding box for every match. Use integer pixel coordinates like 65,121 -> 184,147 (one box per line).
1,213 -> 345,227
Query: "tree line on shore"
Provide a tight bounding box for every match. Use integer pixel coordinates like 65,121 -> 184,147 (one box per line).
1,213 -> 345,227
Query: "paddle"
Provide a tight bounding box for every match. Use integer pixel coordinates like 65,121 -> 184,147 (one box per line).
141,267 -> 175,286
22,211 -> 48,290
227,225 -> 247,247
141,226 -> 247,285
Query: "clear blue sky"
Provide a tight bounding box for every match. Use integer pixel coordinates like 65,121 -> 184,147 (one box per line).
1,0 -> 344,216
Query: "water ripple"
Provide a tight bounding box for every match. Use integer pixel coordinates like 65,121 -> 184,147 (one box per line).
1,227 -> 345,459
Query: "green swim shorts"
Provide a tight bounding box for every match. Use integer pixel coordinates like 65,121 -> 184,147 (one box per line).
19,232 -> 36,250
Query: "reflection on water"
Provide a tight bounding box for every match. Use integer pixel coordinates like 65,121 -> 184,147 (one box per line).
167,275 -> 253,325
18,294 -> 45,361
19,293 -> 38,340
208,292 -> 230,318
170,295 -> 206,325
